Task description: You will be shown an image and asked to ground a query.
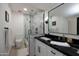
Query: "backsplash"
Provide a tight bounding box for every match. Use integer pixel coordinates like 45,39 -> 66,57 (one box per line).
45,34 -> 79,44
45,34 -> 67,42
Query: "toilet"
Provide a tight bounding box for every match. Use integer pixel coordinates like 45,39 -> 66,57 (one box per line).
15,39 -> 24,48
17,48 -> 29,56
15,38 -> 29,56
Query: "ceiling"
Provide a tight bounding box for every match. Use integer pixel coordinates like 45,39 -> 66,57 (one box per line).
9,3 -> 61,14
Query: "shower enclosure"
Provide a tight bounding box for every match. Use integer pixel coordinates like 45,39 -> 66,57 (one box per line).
24,11 -> 45,56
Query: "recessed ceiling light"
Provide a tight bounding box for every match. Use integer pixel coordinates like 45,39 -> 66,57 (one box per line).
23,8 -> 27,11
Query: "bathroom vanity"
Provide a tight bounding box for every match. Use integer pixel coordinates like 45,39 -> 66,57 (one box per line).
34,34 -> 79,56
35,39 -> 65,56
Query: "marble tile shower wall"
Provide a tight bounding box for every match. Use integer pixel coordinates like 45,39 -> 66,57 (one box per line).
24,15 -> 30,40
30,12 -> 44,35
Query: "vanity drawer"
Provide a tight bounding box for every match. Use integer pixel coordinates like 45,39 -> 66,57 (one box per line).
46,45 -> 65,56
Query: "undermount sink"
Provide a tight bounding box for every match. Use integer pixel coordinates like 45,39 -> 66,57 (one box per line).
40,37 -> 51,41
50,41 -> 70,47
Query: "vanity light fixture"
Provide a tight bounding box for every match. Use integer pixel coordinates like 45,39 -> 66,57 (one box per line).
23,8 -> 27,11
45,17 -> 48,24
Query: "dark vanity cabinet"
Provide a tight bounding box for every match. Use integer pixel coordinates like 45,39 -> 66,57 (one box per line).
77,17 -> 79,35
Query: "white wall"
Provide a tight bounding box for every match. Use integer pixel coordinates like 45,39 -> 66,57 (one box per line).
11,12 -> 25,41
0,3 -> 12,53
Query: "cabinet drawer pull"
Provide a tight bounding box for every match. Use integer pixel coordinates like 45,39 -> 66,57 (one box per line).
51,51 -> 56,55
38,46 -> 41,53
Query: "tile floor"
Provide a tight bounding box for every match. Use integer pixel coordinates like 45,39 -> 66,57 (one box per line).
9,41 -> 29,56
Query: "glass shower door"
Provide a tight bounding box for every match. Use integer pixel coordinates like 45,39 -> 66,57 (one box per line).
24,12 -> 44,56
24,15 -> 31,55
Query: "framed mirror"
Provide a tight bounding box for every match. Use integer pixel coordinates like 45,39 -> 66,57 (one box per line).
48,3 -> 79,35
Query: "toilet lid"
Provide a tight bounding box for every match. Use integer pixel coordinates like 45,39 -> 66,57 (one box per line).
15,39 -> 23,42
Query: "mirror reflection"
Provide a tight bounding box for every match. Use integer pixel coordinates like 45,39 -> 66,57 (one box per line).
48,3 -> 79,35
